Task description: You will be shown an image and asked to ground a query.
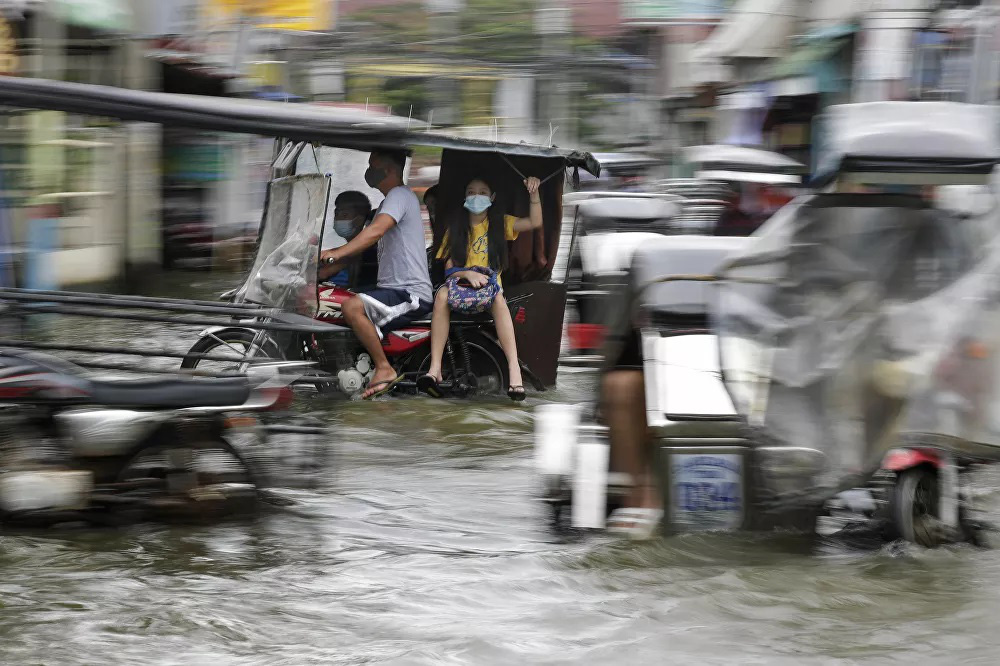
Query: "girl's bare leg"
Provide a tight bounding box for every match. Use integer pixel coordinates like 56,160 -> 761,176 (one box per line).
426,288 -> 450,381
491,293 -> 523,388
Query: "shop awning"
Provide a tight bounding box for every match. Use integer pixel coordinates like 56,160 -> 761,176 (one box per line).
49,0 -> 131,33
755,25 -> 855,95
692,0 -> 800,61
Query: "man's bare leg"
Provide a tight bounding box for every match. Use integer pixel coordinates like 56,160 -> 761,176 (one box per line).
602,369 -> 659,510
342,297 -> 396,397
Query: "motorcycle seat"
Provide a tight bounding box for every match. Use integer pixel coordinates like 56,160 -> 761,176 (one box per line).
87,376 -> 252,408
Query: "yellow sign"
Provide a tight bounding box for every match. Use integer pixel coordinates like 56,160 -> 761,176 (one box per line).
205,0 -> 332,32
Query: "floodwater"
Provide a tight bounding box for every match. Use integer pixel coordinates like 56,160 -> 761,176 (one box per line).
4,274 -> 1000,664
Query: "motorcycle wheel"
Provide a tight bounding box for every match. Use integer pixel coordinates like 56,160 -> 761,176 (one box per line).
413,333 -> 508,397
889,466 -> 941,547
180,329 -> 281,374
115,437 -> 260,523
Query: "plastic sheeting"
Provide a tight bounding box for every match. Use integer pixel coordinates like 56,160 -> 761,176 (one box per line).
238,174 -> 329,317
714,192 -> 1000,509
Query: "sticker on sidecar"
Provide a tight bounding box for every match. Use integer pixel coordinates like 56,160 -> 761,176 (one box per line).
670,454 -> 743,530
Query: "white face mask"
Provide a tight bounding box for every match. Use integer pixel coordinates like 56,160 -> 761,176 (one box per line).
464,195 -> 492,214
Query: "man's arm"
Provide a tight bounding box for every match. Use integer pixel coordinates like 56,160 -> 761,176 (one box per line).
321,213 -> 395,267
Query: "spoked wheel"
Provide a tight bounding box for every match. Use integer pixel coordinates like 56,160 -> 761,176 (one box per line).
115,438 -> 259,523
889,467 -> 942,547
180,329 -> 280,375
415,334 -> 507,397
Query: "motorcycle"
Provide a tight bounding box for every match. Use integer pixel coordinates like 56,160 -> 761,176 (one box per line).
182,280 -> 532,398
178,142 -> 591,398
0,347 -> 324,527
713,100 -> 1000,547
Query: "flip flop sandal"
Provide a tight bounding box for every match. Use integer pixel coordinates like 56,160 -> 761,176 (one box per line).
417,374 -> 444,399
606,508 -> 664,540
363,375 -> 404,400
507,385 -> 526,402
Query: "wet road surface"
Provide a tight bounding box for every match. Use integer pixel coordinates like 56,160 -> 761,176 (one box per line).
3,273 -> 1000,664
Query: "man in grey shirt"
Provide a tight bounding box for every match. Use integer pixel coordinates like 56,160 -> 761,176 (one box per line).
321,150 -> 433,399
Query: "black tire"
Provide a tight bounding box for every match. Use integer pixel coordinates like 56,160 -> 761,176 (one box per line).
181,328 -> 280,374
889,466 -> 941,547
413,333 -> 508,397
116,437 -> 260,522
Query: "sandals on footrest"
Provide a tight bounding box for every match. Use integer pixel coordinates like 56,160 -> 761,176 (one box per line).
507,385 -> 526,402
417,374 -> 443,399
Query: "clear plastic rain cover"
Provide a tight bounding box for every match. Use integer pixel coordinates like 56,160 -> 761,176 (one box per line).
714,192 -> 1000,509
239,174 -> 330,315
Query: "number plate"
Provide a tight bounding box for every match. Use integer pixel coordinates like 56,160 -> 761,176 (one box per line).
670,453 -> 744,531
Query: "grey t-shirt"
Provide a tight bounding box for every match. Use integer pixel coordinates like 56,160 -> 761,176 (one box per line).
374,186 -> 433,303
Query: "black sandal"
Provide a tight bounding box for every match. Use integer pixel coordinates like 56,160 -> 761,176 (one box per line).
417,374 -> 444,399
507,385 -> 526,402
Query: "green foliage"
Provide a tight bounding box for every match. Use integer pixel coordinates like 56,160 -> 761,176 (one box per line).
347,0 -> 540,63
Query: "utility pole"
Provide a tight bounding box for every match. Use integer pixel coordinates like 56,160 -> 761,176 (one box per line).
535,1 -> 573,145
426,0 -> 460,126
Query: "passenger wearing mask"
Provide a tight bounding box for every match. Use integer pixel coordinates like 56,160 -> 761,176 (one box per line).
320,151 -> 434,399
418,176 -> 542,401
319,190 -> 373,286
423,184 -> 439,230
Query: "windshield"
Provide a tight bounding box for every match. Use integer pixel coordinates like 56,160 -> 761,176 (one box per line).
238,174 -> 330,314
714,193 -> 991,506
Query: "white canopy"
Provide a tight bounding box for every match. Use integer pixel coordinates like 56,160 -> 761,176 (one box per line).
685,145 -> 805,171
824,102 -> 999,162
819,102 -> 1000,183
576,197 -> 681,221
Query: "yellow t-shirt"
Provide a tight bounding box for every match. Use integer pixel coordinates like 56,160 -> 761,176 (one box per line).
436,215 -> 519,271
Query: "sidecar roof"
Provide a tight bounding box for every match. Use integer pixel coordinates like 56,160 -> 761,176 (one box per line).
0,75 -> 600,177
818,101 -> 1000,185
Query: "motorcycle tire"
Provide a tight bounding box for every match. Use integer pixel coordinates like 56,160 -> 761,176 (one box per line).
180,328 -> 282,373
115,437 -> 260,523
888,466 -> 941,547
411,332 -> 508,397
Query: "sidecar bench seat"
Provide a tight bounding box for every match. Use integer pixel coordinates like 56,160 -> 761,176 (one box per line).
88,376 -> 252,408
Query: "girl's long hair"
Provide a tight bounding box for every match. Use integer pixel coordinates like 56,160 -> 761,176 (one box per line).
447,177 -> 509,272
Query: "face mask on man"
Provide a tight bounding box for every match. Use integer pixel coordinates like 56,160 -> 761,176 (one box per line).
364,166 -> 386,189
334,217 -> 359,240
464,195 -> 492,214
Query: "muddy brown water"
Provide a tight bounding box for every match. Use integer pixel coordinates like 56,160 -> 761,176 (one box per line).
2,273 -> 1000,665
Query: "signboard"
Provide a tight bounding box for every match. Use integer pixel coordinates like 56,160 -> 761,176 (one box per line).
625,0 -> 730,22
670,453 -> 744,530
0,18 -> 17,75
204,0 -> 333,32
50,0 -> 131,32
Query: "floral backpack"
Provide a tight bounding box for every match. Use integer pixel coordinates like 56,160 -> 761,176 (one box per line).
445,266 -> 500,314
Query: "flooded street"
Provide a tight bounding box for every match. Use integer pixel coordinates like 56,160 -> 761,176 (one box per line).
4,274 -> 1000,664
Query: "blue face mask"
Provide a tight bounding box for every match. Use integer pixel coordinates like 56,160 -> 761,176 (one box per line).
333,218 -> 358,239
464,195 -> 492,214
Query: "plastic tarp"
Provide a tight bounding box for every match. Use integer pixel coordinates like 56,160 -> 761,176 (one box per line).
714,192 -> 1000,509
238,174 -> 329,316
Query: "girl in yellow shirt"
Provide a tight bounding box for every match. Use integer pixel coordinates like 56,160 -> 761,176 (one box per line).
419,176 -> 543,400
